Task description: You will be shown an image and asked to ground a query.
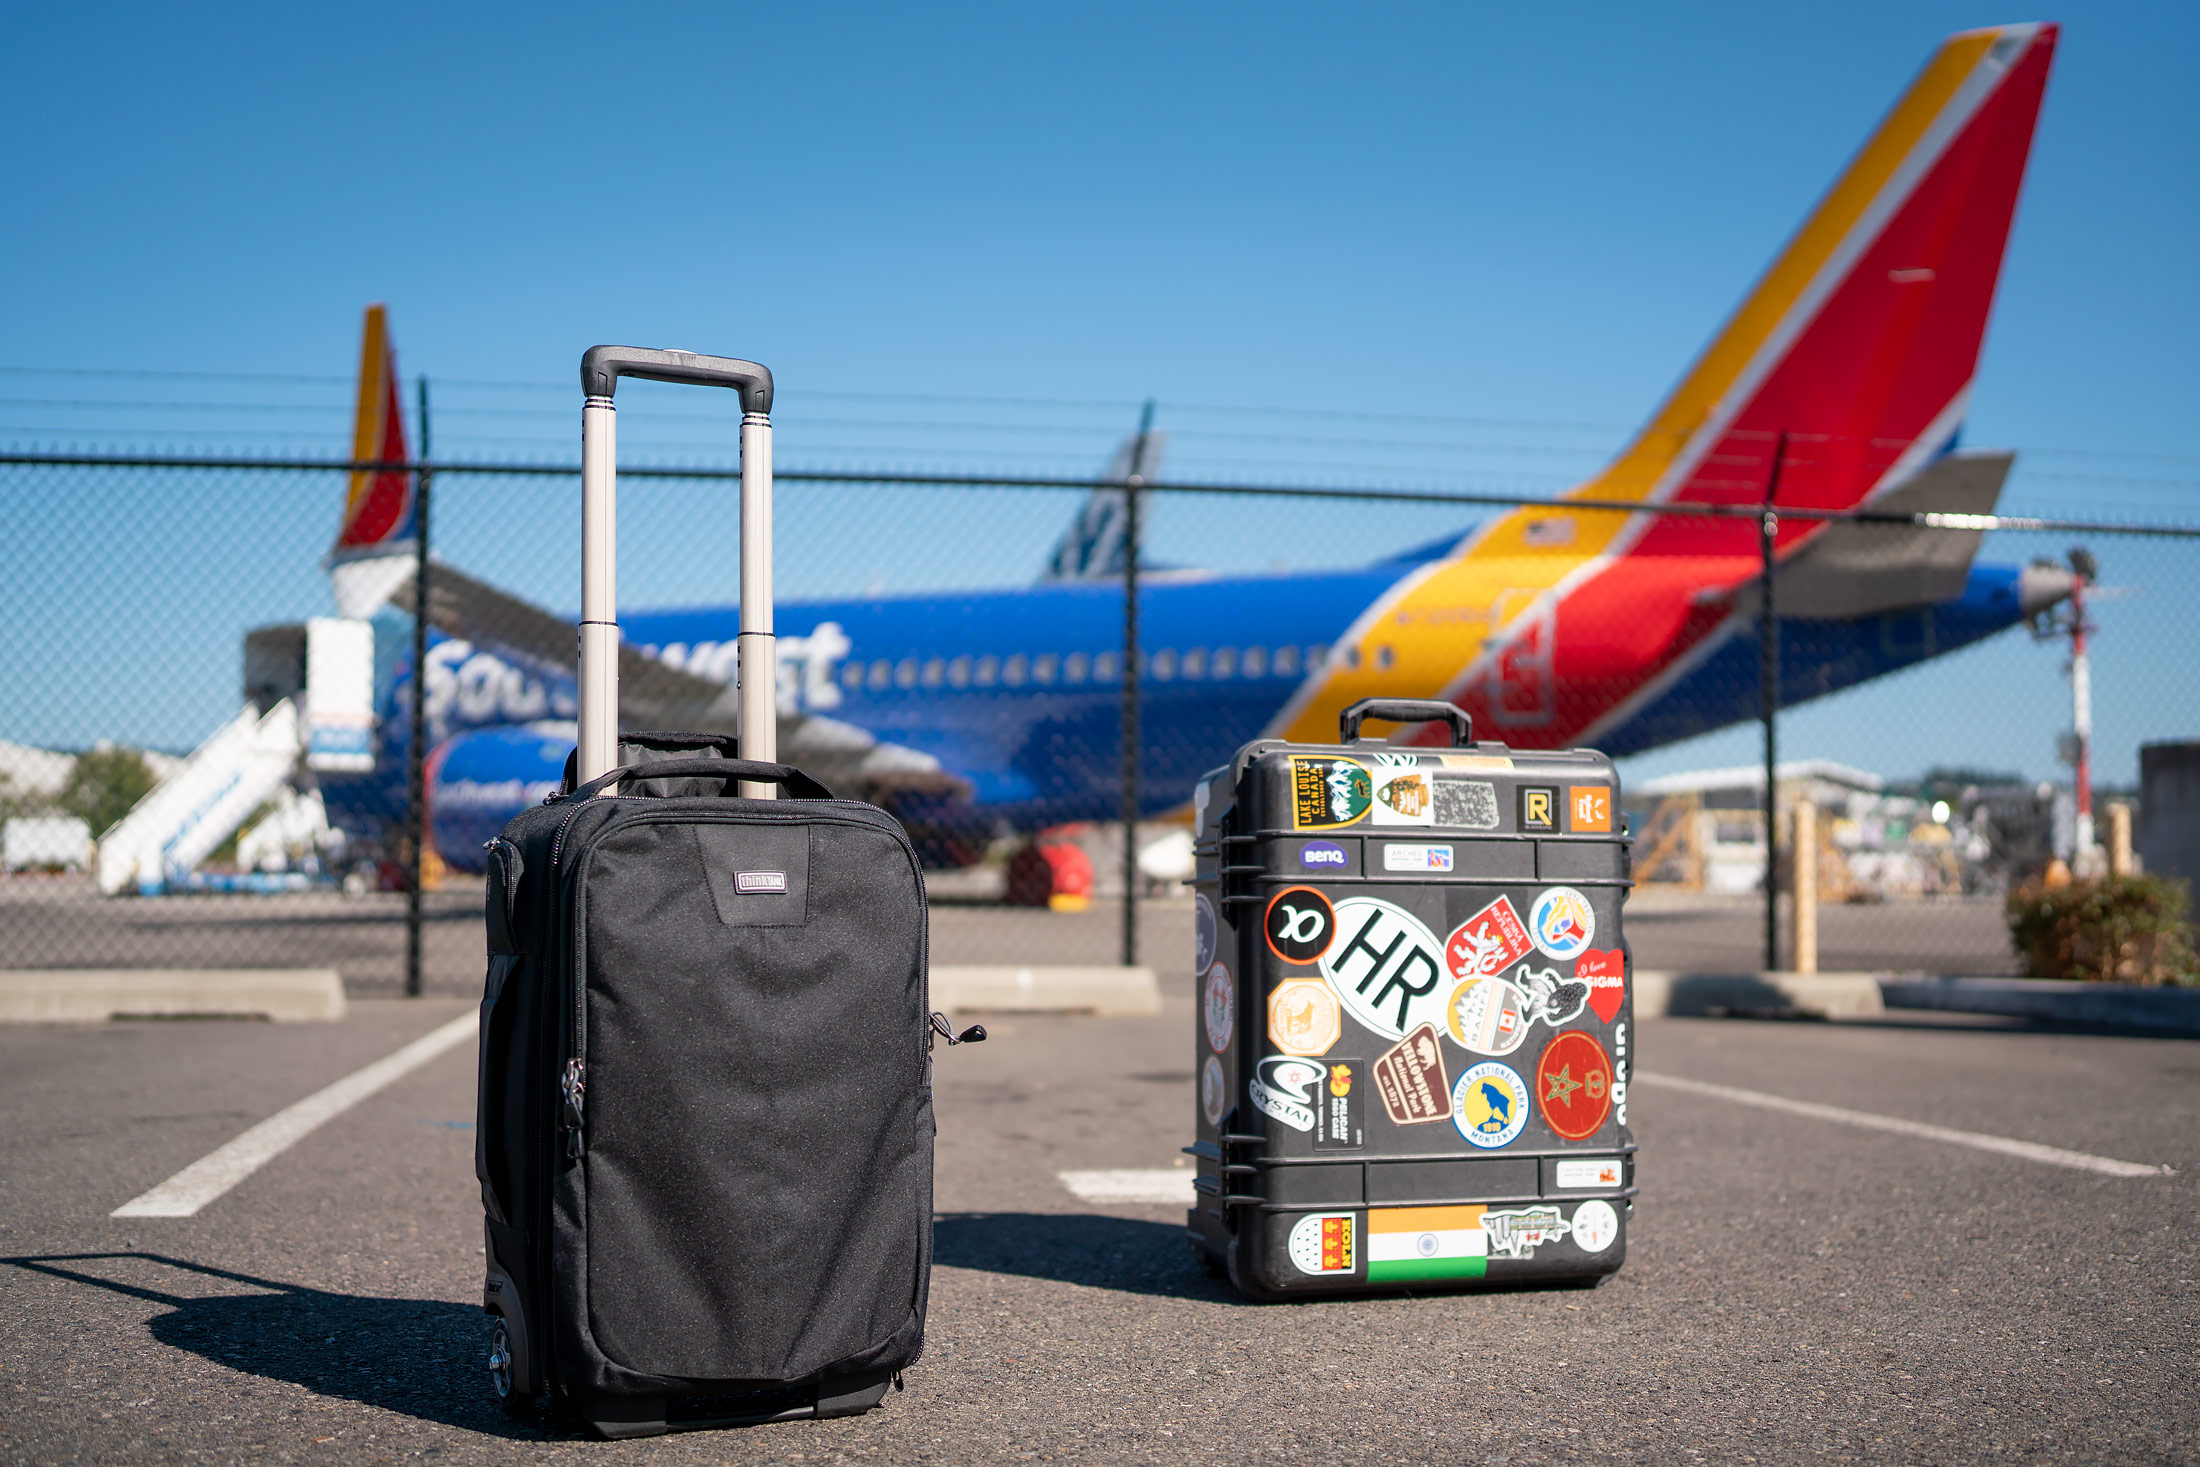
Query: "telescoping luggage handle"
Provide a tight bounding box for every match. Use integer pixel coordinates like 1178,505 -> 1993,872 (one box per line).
1339,697 -> 1473,747
579,347 -> 776,798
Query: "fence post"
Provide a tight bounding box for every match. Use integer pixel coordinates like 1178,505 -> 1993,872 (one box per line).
1760,431 -> 1786,973
1793,800 -> 1817,974
405,376 -> 432,999
2107,801 -> 2133,877
1121,399 -> 1155,968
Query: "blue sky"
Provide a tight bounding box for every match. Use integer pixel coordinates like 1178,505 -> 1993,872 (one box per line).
2,2 -> 2194,782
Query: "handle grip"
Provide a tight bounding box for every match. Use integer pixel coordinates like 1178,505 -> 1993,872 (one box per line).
581,346 -> 773,414
567,758 -> 834,803
1340,698 -> 1473,747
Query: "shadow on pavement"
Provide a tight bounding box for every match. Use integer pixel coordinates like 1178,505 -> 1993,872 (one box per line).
1,1253 -> 537,1438
933,1212 -> 1236,1301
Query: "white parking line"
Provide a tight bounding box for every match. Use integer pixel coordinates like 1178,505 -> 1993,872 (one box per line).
113,1011 -> 478,1218
1636,1071 -> 2173,1179
1060,1169 -> 1197,1204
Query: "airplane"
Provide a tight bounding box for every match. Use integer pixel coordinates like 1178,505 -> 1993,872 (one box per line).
316,22 -> 2073,876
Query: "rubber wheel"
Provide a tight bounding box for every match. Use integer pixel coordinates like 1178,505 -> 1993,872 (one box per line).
489,1318 -> 531,1417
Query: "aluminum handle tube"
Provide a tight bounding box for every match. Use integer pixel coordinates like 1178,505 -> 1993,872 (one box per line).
737,412 -> 776,798
579,396 -> 620,786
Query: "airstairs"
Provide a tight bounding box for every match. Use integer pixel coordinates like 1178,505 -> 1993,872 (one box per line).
97,701 -> 304,894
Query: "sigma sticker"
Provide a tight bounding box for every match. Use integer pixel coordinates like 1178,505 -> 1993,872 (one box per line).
1518,786 -> 1558,832
1553,1157 -> 1623,1190
1612,1021 -> 1629,1127
1250,1056 -> 1325,1132
1570,1198 -> 1620,1255
1200,1054 -> 1227,1128
1265,886 -> 1336,965
1293,756 -> 1372,830
1568,785 -> 1613,833
1482,1204 -> 1570,1260
1203,962 -> 1234,1052
1432,777 -> 1499,830
1370,754 -> 1435,827
1315,1060 -> 1363,1150
1299,839 -> 1349,872
1317,897 -> 1449,1041
1535,1030 -> 1613,1140
1268,979 -> 1342,1057
1529,886 -> 1596,960
1444,895 -> 1534,981
1445,976 -> 1530,1056
1193,894 -> 1219,974
1286,1212 -> 1356,1275
1382,843 -> 1454,873
1372,1023 -> 1451,1125
1577,947 -> 1625,1024
1452,1061 -> 1529,1149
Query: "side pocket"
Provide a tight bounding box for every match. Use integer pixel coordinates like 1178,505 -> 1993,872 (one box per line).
477,952 -> 521,1226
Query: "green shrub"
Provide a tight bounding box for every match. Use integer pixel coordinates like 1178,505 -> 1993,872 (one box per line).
59,746 -> 156,838
2006,874 -> 2200,986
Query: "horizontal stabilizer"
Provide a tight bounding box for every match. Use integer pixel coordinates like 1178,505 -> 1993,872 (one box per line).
1772,450 -> 2012,618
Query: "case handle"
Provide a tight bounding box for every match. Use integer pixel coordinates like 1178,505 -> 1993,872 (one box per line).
567,758 -> 834,803
580,346 -> 773,414
1340,697 -> 1473,747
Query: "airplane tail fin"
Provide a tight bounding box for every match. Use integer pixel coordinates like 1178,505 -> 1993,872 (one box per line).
327,304 -> 419,617
1580,22 -> 2057,520
1039,430 -> 1170,581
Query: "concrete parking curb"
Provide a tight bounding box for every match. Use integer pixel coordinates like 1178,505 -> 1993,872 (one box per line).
1633,970 -> 1886,1019
1879,976 -> 2200,1036
0,969 -> 347,1022
930,964 -> 1162,1016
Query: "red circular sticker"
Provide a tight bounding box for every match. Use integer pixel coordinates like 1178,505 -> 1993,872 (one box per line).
1264,886 -> 1337,965
1534,1030 -> 1613,1141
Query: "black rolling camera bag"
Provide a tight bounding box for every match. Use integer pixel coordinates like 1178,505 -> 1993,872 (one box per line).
1188,698 -> 1636,1299
474,348 -> 973,1438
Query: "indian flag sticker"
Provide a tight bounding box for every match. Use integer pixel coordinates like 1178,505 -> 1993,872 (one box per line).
1286,1212 -> 1356,1275
1368,1205 -> 1489,1283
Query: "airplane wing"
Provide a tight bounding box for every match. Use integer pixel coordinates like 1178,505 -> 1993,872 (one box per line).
395,562 -> 968,800
1749,450 -> 2015,619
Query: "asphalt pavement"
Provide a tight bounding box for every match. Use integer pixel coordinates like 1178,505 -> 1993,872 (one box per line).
4,987 -> 2195,1464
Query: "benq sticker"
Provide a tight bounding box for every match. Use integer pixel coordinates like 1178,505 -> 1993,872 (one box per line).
1265,886 -> 1337,965
1570,1199 -> 1620,1255
1529,886 -> 1595,960
1293,757 -> 1371,830
1317,897 -> 1449,1042
1287,1212 -> 1356,1275
1298,839 -> 1350,872
1203,962 -> 1234,1052
1535,1030 -> 1613,1141
1452,1061 -> 1529,1149
1250,1055 -> 1326,1133
1200,1054 -> 1227,1128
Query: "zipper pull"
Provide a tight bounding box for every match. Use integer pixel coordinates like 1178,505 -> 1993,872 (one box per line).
559,1059 -> 587,1158
928,1011 -> 987,1047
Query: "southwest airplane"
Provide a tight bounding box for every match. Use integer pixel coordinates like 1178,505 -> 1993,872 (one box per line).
321,24 -> 2072,872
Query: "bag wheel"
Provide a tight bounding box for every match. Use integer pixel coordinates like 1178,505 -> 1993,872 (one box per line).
488,1318 -> 532,1417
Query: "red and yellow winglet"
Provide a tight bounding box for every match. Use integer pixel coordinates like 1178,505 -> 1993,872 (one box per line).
329,303 -> 415,560
1270,24 -> 2059,749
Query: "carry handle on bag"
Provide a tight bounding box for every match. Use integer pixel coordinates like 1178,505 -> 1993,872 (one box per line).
565,758 -> 834,803
1339,696 -> 1473,746
578,346 -> 776,797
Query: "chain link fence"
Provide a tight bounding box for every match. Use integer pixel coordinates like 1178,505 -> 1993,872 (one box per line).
4,434 -> 2196,997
